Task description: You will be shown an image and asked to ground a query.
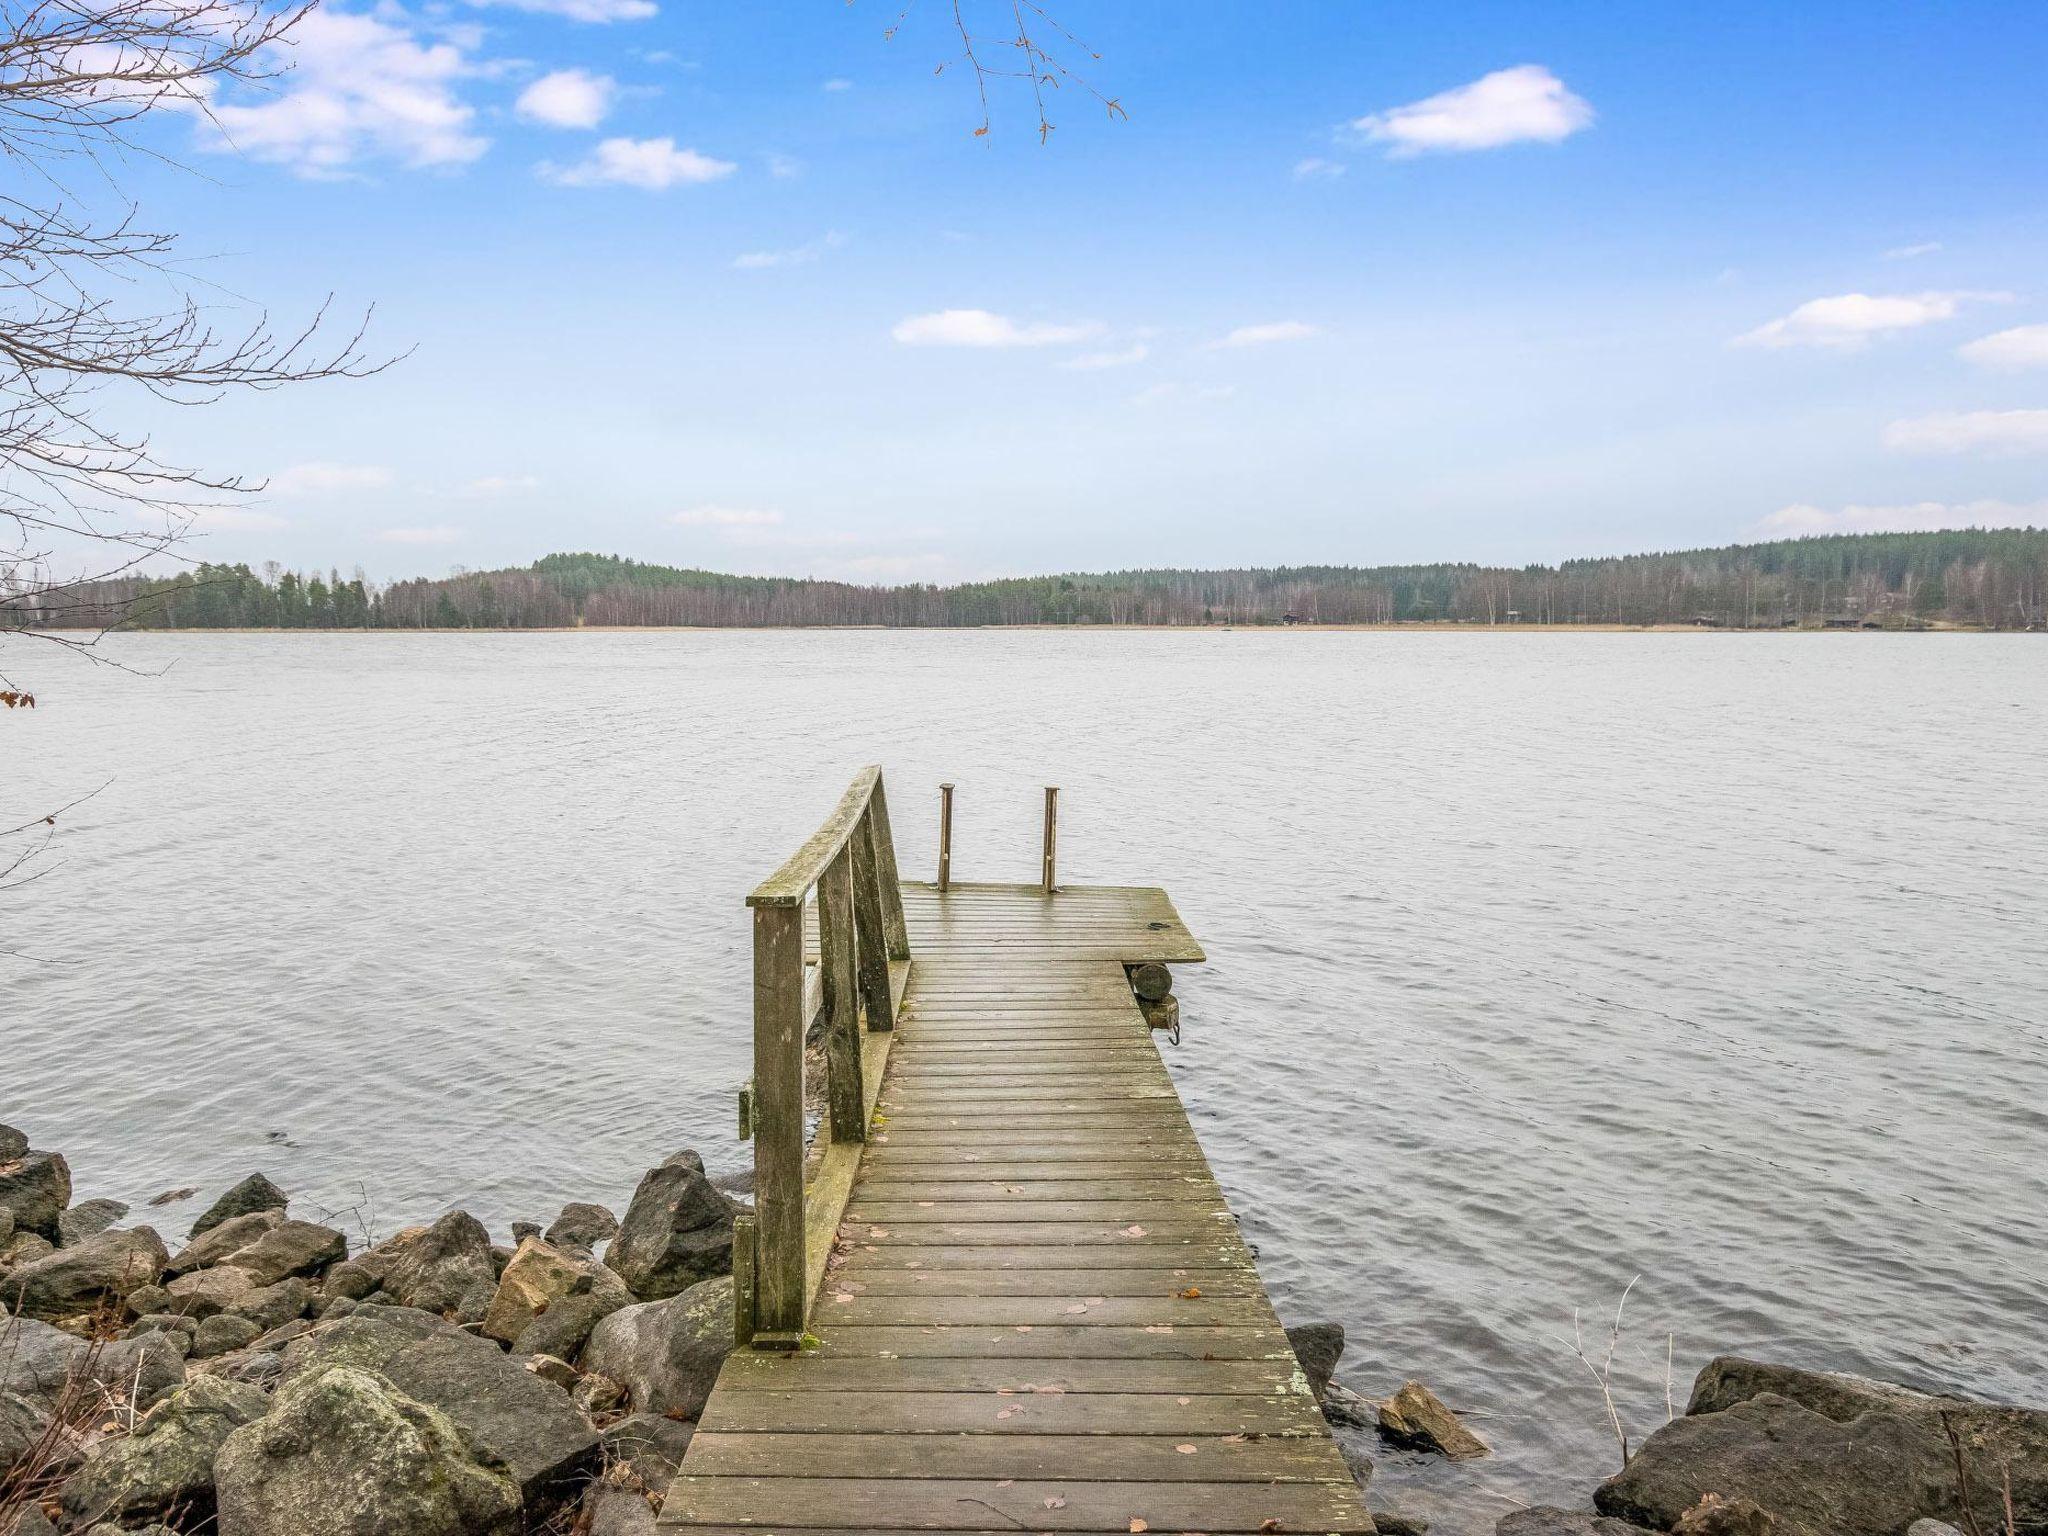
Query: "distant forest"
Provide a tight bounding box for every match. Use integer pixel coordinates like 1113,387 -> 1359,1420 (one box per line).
14,529 -> 2048,632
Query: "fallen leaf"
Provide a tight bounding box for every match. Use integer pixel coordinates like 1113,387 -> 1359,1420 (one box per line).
1259,1521 -> 1284,1533
1175,1444 -> 1197,1454
996,1479 -> 1014,1487
1178,1287 -> 1202,1299
1120,1224 -> 1148,1238
1044,1496 -> 1067,1510
1064,1303 -> 1088,1314
1130,1521 -> 1149,1533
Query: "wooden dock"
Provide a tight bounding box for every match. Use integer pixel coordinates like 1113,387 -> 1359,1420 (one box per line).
662,770 -> 1372,1534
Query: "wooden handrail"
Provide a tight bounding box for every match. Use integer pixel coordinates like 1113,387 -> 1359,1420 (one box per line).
736,766 -> 911,1351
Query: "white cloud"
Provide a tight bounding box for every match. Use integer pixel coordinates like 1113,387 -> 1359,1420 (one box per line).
732,231 -> 847,270
459,474 -> 540,497
1958,324 -> 2048,371
1884,409 -> 2048,456
516,69 -> 616,129
1062,343 -> 1150,371
192,507 -> 292,532
378,526 -> 462,544
1291,157 -> 1345,181
1733,290 -> 2009,350
1751,500 -> 2048,537
1351,65 -> 1592,157
1207,320 -> 1319,349
764,152 -> 802,179
268,462 -> 394,497
821,78 -> 853,92
891,309 -> 1103,348
539,136 -> 735,189
471,0 -> 655,22
197,8 -> 487,177
1881,241 -> 1943,261
669,506 -> 784,527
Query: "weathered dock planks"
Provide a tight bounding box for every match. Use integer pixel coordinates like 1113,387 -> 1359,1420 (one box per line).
662,867 -> 1371,1535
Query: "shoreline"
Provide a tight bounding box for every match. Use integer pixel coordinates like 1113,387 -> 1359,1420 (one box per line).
39,621 -> 2025,636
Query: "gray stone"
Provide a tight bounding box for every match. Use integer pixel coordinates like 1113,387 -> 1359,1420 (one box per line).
1323,1382 -> 1377,1429
166,1264 -> 260,1319
581,1274 -> 734,1419
0,1204 -> 11,1244
227,1220 -> 346,1287
582,1480 -> 661,1536
320,1258 -> 378,1300
546,1201 -> 619,1253
601,1412 -> 695,1498
188,1173 -> 288,1238
228,1276 -> 314,1332
1909,1522 -> 1966,1536
572,1372 -> 627,1418
1672,1496 -> 1778,1536
191,1314 -> 264,1359
282,1308 -> 599,1501
10,1503 -> 57,1536
513,1287 -> 625,1363
0,1229 -> 54,1272
604,1151 -> 741,1301
511,1221 -> 542,1244
1339,1435 -> 1374,1490
1686,1355 -> 2048,1529
1374,1513 -> 1431,1536
126,1312 -> 199,1343
1498,1511 -> 1658,1536
1285,1320 -> 1344,1403
1595,1393 -> 1958,1536
377,1211 -> 498,1314
528,1353 -> 578,1389
59,1374 -> 269,1528
208,1350 -> 288,1390
0,1149 -> 72,1240
0,1123 -> 27,1162
4,1225 -> 168,1319
317,1294 -> 358,1319
167,1210 -> 283,1275
57,1198 -> 130,1247
1,1316 -> 185,1469
213,1363 -> 521,1536
123,1282 -> 171,1320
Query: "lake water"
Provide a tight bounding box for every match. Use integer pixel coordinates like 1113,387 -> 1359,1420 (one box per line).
6,630 -> 2045,1525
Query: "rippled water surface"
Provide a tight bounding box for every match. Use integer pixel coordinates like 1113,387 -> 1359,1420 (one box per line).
7,631 -> 2045,1523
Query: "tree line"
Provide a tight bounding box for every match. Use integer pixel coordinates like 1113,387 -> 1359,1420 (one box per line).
11,529 -> 2047,633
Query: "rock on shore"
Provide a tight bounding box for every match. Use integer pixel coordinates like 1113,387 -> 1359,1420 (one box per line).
1,1133 -> 743,1536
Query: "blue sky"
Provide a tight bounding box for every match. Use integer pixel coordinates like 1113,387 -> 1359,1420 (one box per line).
109,0 -> 2048,581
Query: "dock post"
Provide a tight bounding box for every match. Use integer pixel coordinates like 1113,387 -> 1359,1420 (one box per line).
1041,785 -> 1059,894
938,782 -> 954,893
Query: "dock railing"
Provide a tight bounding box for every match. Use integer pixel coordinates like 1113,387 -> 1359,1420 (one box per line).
735,765 -> 910,1350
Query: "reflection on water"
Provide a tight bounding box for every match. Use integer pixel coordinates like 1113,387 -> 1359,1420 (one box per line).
8,630 -> 2045,1524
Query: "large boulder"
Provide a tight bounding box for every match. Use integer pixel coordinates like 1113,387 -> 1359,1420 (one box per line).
1595,1393 -> 1958,1536
1687,1356 -> 2048,1528
604,1151 -> 741,1301
482,1237 -> 632,1346
2,1316 -> 185,1471
188,1174 -> 288,1238
375,1212 -> 498,1314
282,1309 -> 599,1501
58,1199 -> 130,1247
4,1226 -> 168,1319
0,1149 -> 72,1240
227,1276 -> 314,1333
581,1275 -> 734,1419
228,1220 -> 345,1287
1286,1321 -> 1345,1403
167,1265 -> 261,1320
545,1202 -> 619,1254
512,1287 -> 628,1363
168,1210 -> 283,1276
213,1364 -> 521,1536
58,1374 -> 269,1528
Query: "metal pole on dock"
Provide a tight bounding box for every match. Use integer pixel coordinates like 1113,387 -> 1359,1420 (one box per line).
1041,785 -> 1059,894
937,783 -> 954,893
